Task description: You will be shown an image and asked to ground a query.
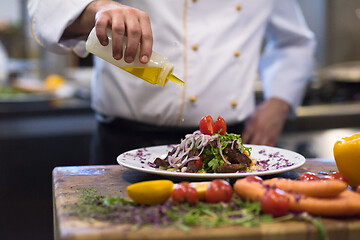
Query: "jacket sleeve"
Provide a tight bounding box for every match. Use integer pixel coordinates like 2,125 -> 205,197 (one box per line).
28,0 -> 94,57
259,0 -> 316,116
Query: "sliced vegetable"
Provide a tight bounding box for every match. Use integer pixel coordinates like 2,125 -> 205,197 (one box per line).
190,181 -> 211,200
127,180 -> 174,205
205,179 -> 233,203
213,116 -> 227,135
199,115 -> 214,135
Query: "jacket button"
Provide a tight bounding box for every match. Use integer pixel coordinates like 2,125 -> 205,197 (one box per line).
192,44 -> 199,51
231,100 -> 238,108
236,4 -> 242,11
189,95 -> 197,102
234,51 -> 241,57
192,0 -> 198,3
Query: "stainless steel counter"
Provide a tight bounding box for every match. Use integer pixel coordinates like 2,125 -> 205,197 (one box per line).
0,98 -> 95,138
279,102 -> 360,159
284,102 -> 360,131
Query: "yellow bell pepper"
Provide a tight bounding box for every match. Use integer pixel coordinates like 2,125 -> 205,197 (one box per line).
333,132 -> 360,187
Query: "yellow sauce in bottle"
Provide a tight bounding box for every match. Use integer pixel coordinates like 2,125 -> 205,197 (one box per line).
121,67 -> 184,86
121,67 -> 162,84
86,28 -> 184,87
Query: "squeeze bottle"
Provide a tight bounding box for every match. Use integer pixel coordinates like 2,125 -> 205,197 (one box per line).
85,28 -> 183,87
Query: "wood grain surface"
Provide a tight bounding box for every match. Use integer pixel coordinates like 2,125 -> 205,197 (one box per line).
53,159 -> 360,240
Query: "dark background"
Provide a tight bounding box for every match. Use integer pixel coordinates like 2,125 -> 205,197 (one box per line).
0,100 -> 95,240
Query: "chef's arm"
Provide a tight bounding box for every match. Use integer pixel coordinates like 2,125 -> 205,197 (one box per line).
28,0 -> 152,63
259,0 -> 316,117
242,0 -> 316,146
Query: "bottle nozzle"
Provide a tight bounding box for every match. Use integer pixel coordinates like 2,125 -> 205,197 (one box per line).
167,74 -> 184,86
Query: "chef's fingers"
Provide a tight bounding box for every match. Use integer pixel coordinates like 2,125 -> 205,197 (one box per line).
94,11 -> 111,46
122,10 -> 142,63
253,133 -> 276,146
244,130 -> 264,146
93,4 -> 152,62
138,12 -> 153,64
111,17 -> 126,60
245,122 -> 278,146
243,118 -> 277,146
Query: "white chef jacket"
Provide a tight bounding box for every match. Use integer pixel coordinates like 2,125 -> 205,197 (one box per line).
28,0 -> 316,127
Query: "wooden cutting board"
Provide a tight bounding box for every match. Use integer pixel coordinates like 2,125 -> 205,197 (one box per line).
53,159 -> 360,240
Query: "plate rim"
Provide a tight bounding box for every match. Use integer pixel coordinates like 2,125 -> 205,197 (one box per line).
117,144 -> 306,179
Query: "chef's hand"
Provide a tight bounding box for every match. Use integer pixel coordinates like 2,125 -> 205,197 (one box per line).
63,0 -> 153,64
242,98 -> 290,146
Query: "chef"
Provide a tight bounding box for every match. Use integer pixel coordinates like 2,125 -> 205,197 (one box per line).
28,0 -> 316,164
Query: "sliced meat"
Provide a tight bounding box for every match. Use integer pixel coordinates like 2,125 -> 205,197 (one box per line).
217,163 -> 248,173
187,160 -> 200,173
153,157 -> 170,168
204,140 -> 217,151
188,148 -> 200,158
223,146 -> 252,166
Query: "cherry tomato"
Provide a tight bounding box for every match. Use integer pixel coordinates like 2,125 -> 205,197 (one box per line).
356,186 -> 360,194
172,183 -> 186,204
185,185 -> 198,203
245,175 -> 263,183
299,172 -> 320,181
199,115 -> 214,135
261,188 -> 290,217
205,179 -> 233,203
213,116 -> 227,135
328,172 -> 348,183
172,182 -> 199,204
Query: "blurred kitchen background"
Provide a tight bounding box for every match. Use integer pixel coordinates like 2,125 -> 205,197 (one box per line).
1,0 -> 360,239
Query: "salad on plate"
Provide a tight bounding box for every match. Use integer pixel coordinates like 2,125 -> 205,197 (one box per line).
152,116 -> 255,174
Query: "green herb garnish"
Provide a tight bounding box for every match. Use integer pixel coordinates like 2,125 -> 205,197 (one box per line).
68,188 -> 329,240
201,133 -> 251,173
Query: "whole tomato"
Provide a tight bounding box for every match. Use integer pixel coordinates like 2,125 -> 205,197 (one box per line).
213,116 -> 227,135
172,182 -> 199,204
261,188 -> 290,217
299,172 -> 320,181
199,116 -> 214,135
205,179 -> 233,203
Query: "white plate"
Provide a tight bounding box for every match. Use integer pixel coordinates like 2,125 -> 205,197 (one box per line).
117,145 -> 305,179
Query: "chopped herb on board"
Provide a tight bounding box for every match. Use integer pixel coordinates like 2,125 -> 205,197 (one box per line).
68,188 -> 328,240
